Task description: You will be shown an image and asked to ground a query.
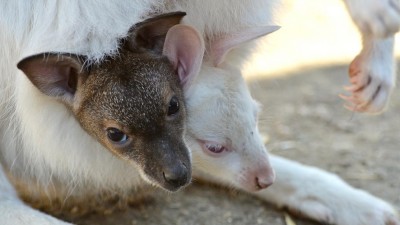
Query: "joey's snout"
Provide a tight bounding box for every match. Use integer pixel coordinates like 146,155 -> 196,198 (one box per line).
254,166 -> 275,190
240,164 -> 275,192
139,137 -> 192,192
157,149 -> 192,191
163,162 -> 190,188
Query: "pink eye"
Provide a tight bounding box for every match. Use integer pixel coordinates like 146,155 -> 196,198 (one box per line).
205,143 -> 225,154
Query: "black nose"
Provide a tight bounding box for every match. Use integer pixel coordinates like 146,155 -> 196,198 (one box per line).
163,163 -> 189,187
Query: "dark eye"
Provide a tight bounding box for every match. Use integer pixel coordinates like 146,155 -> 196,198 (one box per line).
106,128 -> 128,144
167,96 -> 180,116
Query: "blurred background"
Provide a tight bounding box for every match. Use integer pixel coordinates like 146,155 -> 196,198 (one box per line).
244,0 -> 400,78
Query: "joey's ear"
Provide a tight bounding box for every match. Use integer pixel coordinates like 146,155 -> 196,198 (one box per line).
17,53 -> 86,102
210,26 -> 280,67
125,11 -> 187,54
163,24 -> 204,89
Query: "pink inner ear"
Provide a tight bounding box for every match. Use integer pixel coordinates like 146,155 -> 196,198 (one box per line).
210,26 -> 280,67
34,66 -> 76,95
17,54 -> 82,98
162,24 -> 204,88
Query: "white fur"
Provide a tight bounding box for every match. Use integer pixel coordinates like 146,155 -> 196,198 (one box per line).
188,44 -> 399,225
342,36 -> 396,113
0,0 -> 399,224
258,156 -> 399,225
194,155 -> 400,225
186,62 -> 275,192
344,0 -> 400,38
0,0 -> 278,223
0,0 -> 278,196
341,0 -> 398,114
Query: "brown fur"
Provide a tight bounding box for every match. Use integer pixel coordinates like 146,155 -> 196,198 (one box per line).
17,12 -> 192,192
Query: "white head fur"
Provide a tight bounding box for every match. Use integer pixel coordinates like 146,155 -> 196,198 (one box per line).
185,26 -> 279,192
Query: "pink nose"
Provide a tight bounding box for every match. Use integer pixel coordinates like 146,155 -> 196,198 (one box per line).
254,167 -> 275,190
255,176 -> 273,189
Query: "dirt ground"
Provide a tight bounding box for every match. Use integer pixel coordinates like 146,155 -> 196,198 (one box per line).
67,62 -> 400,225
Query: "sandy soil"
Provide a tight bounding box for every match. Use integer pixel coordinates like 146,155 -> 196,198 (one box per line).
27,1 -> 400,224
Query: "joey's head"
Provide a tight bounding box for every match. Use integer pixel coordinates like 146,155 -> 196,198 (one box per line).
185,26 -> 279,192
17,12 -> 204,192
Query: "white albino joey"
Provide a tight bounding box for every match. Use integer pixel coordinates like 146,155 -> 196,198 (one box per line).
185,26 -> 279,192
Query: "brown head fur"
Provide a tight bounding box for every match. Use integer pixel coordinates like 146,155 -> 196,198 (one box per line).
17,12 -> 205,191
